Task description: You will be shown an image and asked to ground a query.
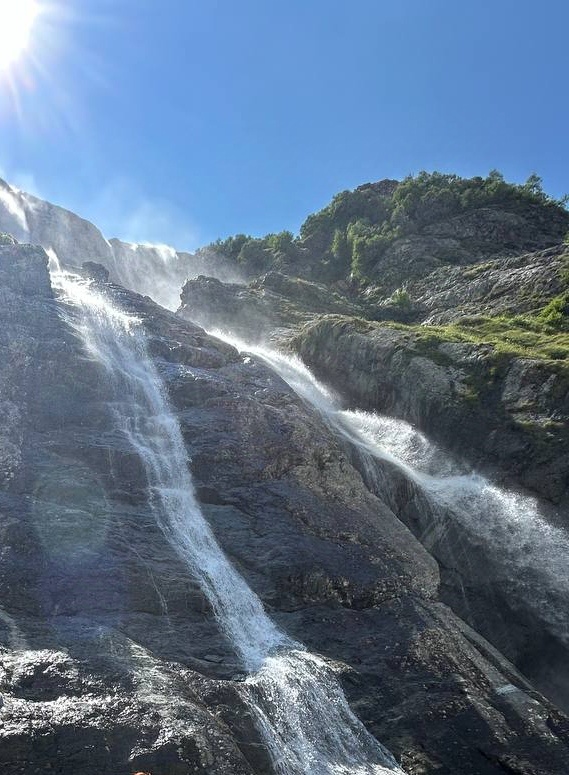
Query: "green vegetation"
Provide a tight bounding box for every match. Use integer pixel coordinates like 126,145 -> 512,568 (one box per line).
299,170 -> 568,282
387,301 -> 569,364
201,171 -> 569,284
200,229 -> 302,276
389,287 -> 412,308
537,293 -> 569,330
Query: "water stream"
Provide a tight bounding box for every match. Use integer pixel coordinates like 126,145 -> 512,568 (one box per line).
212,333 -> 569,650
50,267 -> 403,775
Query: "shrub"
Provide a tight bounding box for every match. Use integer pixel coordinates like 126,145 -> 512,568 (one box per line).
390,287 -> 412,308
538,293 -> 569,330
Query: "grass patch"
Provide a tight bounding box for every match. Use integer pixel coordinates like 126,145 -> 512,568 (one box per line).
384,304 -> 569,364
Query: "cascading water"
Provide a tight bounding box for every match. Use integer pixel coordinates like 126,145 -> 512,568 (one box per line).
211,333 -> 569,651
343,411 -> 569,645
106,239 -> 246,312
0,179 -> 245,312
50,265 -> 403,775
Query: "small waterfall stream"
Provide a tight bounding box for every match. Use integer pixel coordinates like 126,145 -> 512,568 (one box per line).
345,411 -> 569,646
213,334 -> 569,652
50,268 -> 403,775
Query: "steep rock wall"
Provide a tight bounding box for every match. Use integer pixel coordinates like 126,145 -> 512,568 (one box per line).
291,316 -> 569,506
1,243 -> 569,773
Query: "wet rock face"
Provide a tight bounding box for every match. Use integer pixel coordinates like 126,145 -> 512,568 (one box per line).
106,239 -> 245,311
82,260 -> 110,282
178,271 -> 365,340
291,315 -> 569,711
0,244 -> 264,773
0,179 -> 114,266
1,244 -> 569,774
291,317 -> 569,508
409,245 -> 569,323
0,179 -> 243,312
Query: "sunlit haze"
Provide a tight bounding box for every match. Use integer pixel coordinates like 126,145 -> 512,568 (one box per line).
0,0 -> 40,70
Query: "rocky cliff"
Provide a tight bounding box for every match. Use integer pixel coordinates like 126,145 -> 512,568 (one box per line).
1,240 -> 569,773
175,174 -> 569,736
175,174 -> 569,513
290,316 -> 569,506
0,178 -> 243,310
179,272 -> 366,341
1,171 -> 569,774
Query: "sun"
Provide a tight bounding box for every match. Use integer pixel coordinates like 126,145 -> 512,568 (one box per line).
0,0 -> 41,70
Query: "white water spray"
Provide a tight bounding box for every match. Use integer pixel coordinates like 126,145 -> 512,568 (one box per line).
343,410 -> 569,643
107,239 -> 244,311
212,333 -> 569,648
50,267 -> 403,775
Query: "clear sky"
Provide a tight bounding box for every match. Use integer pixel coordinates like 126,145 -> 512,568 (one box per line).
1,0 -> 568,249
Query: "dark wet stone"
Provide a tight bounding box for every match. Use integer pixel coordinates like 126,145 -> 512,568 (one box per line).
0,244 -> 568,774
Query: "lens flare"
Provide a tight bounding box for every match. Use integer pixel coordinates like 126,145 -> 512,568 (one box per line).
0,0 -> 40,70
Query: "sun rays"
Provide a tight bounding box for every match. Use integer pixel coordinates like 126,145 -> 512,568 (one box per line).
0,0 -> 52,128
0,0 -> 41,71
0,1 -> 98,137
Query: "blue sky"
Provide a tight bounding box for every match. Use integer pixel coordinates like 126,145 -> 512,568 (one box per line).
1,0 -> 568,249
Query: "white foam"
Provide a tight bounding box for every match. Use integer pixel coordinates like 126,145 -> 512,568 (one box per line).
50,269 -> 404,774
219,334 -> 569,649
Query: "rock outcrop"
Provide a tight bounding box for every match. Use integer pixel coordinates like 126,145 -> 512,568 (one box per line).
0,179 -> 242,310
179,271 -> 364,340
367,203 -> 569,294
2,242 -> 569,774
289,314 -> 569,712
408,245 -> 569,323
291,316 -> 569,507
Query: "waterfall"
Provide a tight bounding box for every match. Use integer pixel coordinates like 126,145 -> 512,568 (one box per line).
212,333 -> 569,650
50,267 -> 403,775
106,239 -> 245,312
0,179 -> 244,313
343,411 -> 569,645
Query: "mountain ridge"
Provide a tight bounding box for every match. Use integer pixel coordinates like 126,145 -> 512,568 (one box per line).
1,172 -> 569,772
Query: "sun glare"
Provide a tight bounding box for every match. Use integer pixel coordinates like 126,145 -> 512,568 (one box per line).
0,0 -> 40,70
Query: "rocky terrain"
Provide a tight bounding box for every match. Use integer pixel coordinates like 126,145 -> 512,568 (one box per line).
1,237 -> 569,775
1,171 -> 569,773
409,244 -> 569,323
0,178 -> 243,310
291,315 -> 569,506
176,174 -> 569,725
176,175 -> 569,511
179,272 -> 366,341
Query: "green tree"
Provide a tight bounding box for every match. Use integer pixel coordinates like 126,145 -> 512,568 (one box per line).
523,173 -> 544,196
237,239 -> 270,275
331,228 -> 350,265
266,230 -> 294,253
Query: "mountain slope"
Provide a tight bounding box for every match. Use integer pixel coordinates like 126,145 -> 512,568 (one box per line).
1,173 -> 569,772
1,239 -> 569,774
